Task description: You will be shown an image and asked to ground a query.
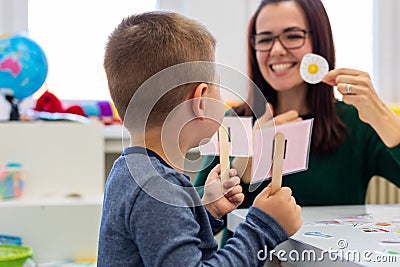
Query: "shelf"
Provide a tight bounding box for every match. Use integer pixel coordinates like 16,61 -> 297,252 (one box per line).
103,124 -> 200,154
0,121 -> 104,263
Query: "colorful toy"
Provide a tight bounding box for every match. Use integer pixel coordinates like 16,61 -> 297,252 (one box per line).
0,163 -> 24,200
33,90 -> 121,125
390,104 -> 400,115
0,235 -> 22,246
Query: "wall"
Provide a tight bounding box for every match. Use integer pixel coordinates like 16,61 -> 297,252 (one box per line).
158,0 -> 259,100
1,0 -> 399,103
374,0 -> 400,103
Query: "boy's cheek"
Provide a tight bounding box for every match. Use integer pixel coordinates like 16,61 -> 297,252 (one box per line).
206,97 -> 225,125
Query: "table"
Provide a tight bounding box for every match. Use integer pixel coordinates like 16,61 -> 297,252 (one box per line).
227,205 -> 400,266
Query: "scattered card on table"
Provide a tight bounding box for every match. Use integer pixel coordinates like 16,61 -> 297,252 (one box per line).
303,231 -> 333,238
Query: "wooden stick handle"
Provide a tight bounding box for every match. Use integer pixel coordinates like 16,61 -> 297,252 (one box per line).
271,132 -> 285,195
219,125 -> 230,183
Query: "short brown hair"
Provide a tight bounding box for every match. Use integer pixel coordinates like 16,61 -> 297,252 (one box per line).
104,11 -> 216,128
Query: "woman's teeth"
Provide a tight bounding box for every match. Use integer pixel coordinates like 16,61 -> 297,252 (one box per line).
271,63 -> 293,72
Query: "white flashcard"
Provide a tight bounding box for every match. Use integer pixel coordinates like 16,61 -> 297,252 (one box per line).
251,119 -> 314,183
199,116 -> 253,157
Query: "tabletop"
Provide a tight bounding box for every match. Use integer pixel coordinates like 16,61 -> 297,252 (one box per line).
227,204 -> 400,266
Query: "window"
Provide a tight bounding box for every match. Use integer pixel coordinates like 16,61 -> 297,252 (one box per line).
28,0 -> 157,100
322,0 -> 374,97
28,0 -> 374,101
322,0 -> 374,79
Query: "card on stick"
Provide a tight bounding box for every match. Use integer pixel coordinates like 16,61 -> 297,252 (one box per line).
218,124 -> 230,183
252,119 -> 313,183
271,132 -> 285,195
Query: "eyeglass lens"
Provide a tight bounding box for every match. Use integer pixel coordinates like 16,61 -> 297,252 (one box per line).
252,30 -> 307,51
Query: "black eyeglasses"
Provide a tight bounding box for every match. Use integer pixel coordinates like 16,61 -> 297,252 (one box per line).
250,29 -> 311,52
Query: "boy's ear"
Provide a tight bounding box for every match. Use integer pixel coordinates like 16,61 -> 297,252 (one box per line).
192,83 -> 208,121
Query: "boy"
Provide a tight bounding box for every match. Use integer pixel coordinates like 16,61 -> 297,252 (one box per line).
98,11 -> 302,266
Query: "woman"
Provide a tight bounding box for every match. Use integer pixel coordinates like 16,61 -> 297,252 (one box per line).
194,0 -> 400,245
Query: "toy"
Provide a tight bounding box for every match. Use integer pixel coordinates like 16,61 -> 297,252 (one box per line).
0,163 -> 24,200
33,90 -> 121,124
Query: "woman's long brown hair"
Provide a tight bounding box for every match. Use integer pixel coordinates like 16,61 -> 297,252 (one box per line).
235,0 -> 345,155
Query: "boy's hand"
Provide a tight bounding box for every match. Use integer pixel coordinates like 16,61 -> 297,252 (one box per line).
202,164 -> 244,219
253,184 -> 302,236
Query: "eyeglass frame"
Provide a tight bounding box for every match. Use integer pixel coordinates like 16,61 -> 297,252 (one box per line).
250,29 -> 312,52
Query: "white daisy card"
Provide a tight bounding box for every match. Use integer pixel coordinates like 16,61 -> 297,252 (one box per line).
300,53 -> 329,84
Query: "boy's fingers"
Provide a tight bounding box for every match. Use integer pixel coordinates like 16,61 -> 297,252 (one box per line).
223,176 -> 240,189
278,187 -> 293,200
211,164 -> 221,174
224,184 -> 242,197
206,164 -> 221,184
290,196 -> 297,208
259,183 -> 272,198
229,168 -> 237,177
228,193 -> 244,204
296,205 -> 302,216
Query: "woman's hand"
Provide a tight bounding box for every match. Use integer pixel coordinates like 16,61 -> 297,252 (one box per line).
253,103 -> 302,131
323,68 -> 400,147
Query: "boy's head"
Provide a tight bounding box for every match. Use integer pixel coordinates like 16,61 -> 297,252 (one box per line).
104,11 -> 217,130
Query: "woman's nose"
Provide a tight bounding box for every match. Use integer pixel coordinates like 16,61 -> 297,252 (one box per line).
269,38 -> 287,56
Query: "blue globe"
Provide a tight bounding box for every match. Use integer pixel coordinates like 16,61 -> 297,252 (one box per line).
0,34 -> 48,100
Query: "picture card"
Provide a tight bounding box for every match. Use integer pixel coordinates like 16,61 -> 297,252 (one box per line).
374,249 -> 400,255
379,240 -> 400,245
251,119 -> 314,183
362,228 -> 389,233
199,116 -> 253,157
303,231 -> 333,238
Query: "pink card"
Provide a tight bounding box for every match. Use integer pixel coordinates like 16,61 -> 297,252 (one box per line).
199,117 -> 253,157
251,119 -> 313,183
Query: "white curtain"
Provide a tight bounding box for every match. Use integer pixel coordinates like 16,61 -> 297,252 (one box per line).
374,0 -> 400,103
0,0 -> 28,34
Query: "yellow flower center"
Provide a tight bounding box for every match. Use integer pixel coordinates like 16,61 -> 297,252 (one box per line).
308,64 -> 319,75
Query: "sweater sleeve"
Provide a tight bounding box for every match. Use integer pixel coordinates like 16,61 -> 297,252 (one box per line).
367,129 -> 400,188
132,190 -> 287,267
221,206 -> 288,265
206,209 -> 225,234
342,103 -> 400,189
